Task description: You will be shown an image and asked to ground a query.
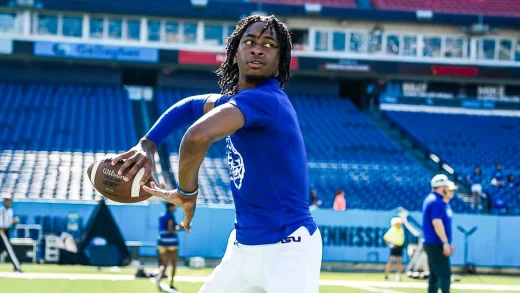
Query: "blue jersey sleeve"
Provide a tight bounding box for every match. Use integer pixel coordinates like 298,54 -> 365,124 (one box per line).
229,90 -> 280,128
145,94 -> 214,146
430,201 -> 445,221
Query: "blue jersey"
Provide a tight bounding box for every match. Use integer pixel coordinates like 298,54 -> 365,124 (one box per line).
493,169 -> 504,181
157,212 -> 178,246
469,173 -> 482,185
422,192 -> 453,245
215,78 -> 317,245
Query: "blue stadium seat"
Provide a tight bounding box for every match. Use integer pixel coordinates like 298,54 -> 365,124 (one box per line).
155,88 -> 471,212
384,110 -> 520,212
0,82 -> 138,201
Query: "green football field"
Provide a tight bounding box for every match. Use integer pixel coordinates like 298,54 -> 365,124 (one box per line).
1,264 -> 520,293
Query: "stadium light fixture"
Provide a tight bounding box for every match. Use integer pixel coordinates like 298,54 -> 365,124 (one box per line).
305,4 -> 322,15
462,16 -> 491,36
416,10 -> 433,22
191,0 -> 208,8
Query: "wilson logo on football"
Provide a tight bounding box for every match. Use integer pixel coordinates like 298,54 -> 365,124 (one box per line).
103,168 -> 123,180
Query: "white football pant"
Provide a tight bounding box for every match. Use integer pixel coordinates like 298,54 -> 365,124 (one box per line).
199,226 -> 322,293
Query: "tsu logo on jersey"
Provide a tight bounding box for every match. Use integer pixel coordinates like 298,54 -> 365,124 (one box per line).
226,137 -> 245,189
281,236 -> 302,244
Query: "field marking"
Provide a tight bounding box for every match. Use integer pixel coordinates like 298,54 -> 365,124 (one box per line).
153,276 -> 407,293
1,272 -> 520,292
319,279 -> 520,291
346,285 -> 407,293
0,272 -> 134,281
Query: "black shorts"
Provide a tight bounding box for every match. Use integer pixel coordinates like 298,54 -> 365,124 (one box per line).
391,245 -> 403,257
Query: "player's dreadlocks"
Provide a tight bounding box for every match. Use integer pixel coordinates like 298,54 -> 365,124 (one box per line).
216,14 -> 293,96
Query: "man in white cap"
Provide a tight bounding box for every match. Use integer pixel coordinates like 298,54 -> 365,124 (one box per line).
0,194 -> 21,272
422,174 -> 457,293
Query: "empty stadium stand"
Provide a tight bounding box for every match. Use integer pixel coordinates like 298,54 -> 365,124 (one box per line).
371,0 -> 520,17
155,88 -> 473,212
383,110 -> 520,213
0,82 -> 137,201
0,81 -> 479,213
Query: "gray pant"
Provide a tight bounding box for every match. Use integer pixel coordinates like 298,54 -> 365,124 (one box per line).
423,244 -> 451,293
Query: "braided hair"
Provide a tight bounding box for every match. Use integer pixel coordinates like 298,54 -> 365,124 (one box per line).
215,14 -> 293,96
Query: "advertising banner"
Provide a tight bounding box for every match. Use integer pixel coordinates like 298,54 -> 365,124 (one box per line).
179,50 -> 299,69
34,41 -> 159,63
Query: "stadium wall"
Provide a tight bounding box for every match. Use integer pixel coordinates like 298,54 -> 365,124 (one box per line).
157,71 -> 339,97
12,201 -> 520,268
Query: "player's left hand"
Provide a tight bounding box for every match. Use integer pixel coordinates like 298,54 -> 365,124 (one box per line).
12,216 -> 19,225
143,182 -> 196,233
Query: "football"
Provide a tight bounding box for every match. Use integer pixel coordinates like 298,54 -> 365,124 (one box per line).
86,159 -> 157,203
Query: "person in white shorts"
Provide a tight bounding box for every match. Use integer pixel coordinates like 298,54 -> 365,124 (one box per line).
113,14 -> 322,293
467,167 -> 483,210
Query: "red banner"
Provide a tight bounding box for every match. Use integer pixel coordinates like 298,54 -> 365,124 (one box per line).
431,65 -> 479,77
178,50 -> 299,69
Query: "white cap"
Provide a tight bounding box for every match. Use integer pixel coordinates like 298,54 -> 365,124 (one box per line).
391,217 -> 402,226
431,174 -> 458,190
1,194 -> 12,200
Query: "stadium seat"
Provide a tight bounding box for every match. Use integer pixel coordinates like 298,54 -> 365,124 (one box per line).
0,82 -> 137,201
249,0 -> 356,8
155,88 -> 472,212
383,110 -> 520,206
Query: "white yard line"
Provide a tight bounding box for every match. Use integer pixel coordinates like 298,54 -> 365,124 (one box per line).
0,272 -> 134,281
2,272 -> 520,292
346,285 -> 407,293
319,279 -> 520,291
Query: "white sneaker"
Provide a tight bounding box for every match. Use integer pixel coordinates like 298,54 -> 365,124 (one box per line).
396,274 -> 401,282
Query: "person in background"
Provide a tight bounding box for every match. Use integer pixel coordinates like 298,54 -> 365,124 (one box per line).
422,174 -> 457,293
332,189 -> 346,211
309,189 -> 321,211
491,163 -> 505,187
0,195 -> 21,272
156,201 -> 183,292
384,217 -> 405,281
467,167 -> 483,210
506,174 -> 519,189
491,186 -> 508,215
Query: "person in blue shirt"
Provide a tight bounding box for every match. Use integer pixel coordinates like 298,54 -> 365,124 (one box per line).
422,174 -> 457,293
156,201 -> 182,291
491,186 -> 508,214
467,167 -> 483,210
492,163 -> 505,187
506,174 -> 519,189
112,14 -> 321,293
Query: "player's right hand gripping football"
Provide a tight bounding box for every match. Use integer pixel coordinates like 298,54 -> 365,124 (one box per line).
111,138 -> 157,185
143,182 -> 196,233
